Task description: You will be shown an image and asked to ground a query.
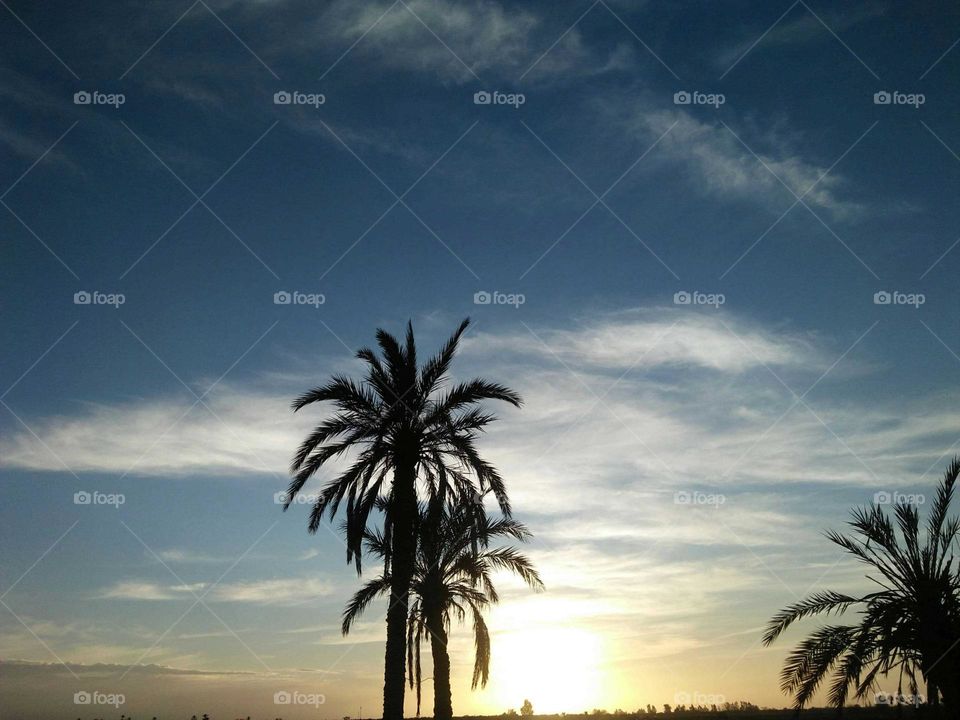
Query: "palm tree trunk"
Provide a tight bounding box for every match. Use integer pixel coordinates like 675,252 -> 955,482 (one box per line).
936,670 -> 958,718
383,577 -> 410,720
383,452 -> 418,720
925,644 -> 960,717
427,607 -> 453,720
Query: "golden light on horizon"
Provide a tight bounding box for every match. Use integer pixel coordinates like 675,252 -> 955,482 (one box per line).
483,626 -> 607,713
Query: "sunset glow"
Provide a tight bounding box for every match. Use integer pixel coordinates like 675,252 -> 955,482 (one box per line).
4,1 -> 960,718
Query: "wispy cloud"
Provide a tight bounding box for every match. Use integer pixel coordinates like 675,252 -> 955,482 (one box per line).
0,383 -> 305,476
715,3 -> 887,71
465,308 -> 822,372
156,549 -> 233,564
98,577 -> 333,604
622,107 -> 861,217
0,309 -> 950,491
312,0 -> 632,83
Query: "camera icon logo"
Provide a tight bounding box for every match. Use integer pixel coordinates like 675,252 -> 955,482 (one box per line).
673,291 -> 691,305
274,491 -> 289,504
473,290 -> 492,305
874,91 -> 891,105
74,291 -> 92,305
473,91 -> 491,105
674,491 -> 691,505
74,491 -> 92,505
673,91 -> 691,105
873,490 -> 892,505
274,691 -> 292,705
274,291 -> 292,305
74,91 -> 92,105
274,91 -> 292,105
74,691 -> 92,704
873,290 -> 891,305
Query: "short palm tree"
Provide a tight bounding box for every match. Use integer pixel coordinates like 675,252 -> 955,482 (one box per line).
342,496 -> 544,719
763,458 -> 960,710
284,318 -> 521,720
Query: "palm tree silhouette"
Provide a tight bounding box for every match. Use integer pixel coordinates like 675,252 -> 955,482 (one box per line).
763,458 -> 960,711
342,495 -> 543,719
285,318 -> 521,720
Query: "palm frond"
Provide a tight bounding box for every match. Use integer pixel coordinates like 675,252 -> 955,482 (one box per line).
342,575 -> 390,635
763,591 -> 862,646
765,457 -> 960,711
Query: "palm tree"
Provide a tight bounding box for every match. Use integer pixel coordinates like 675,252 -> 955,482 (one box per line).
284,318 -> 521,720
342,497 -> 543,719
763,458 -> 960,711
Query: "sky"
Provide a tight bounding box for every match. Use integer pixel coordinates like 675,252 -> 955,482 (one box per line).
2,0 -> 960,718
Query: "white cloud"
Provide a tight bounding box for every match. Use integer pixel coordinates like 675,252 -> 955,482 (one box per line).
1,309 -> 815,478
98,578 -> 333,604
315,0 -> 631,83
2,308 -> 953,496
465,308 -> 821,372
600,97 -> 863,217
99,581 -> 194,601
156,549 -> 231,564
0,384 -> 307,476
642,109 -> 858,216
214,578 -> 333,604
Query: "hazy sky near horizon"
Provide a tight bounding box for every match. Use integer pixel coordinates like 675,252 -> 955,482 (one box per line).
3,0 -> 960,718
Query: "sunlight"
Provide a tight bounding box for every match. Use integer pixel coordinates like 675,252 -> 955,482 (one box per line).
484,627 -> 606,713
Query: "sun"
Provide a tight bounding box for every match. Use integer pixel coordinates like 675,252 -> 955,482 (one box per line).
481,626 -> 607,714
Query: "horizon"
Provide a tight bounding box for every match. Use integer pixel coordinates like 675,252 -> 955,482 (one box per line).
3,1 -> 960,719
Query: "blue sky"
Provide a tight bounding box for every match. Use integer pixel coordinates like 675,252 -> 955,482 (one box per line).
2,0 -> 960,718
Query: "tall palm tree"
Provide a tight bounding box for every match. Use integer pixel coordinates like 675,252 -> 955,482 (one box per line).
342,497 -> 544,719
284,318 -> 521,720
763,458 -> 960,711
